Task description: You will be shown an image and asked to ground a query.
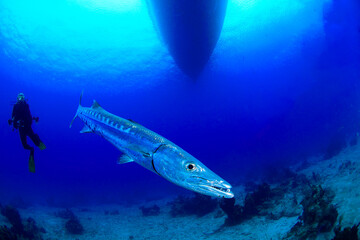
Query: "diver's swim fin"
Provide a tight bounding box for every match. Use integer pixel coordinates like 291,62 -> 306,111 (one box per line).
29,152 -> 35,173
38,142 -> 46,150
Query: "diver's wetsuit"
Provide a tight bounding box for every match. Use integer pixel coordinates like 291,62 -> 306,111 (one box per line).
12,101 -> 41,154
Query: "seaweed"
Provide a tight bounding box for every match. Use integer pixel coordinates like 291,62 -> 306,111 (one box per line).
0,225 -> 17,240
301,185 -> 338,232
332,223 -> 360,240
169,193 -> 217,217
285,185 -> 338,239
139,205 -> 160,217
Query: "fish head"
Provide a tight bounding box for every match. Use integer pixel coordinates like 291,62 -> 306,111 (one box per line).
153,145 -> 234,198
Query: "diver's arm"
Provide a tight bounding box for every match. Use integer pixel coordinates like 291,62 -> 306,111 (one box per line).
26,103 -> 40,123
11,104 -> 16,120
9,105 -> 17,125
10,104 -> 18,128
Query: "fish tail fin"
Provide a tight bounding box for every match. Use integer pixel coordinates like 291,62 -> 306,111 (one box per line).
69,91 -> 83,128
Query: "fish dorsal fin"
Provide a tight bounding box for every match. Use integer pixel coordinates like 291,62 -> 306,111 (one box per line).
117,154 -> 134,164
80,125 -> 92,133
91,100 -> 102,109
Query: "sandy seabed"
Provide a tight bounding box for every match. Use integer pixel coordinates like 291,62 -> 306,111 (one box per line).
2,143 -> 360,240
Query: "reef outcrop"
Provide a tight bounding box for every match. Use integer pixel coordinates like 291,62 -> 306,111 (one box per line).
0,205 -> 45,240
220,183 -> 274,226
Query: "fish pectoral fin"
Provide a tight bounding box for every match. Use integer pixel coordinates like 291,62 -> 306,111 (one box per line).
80,125 -> 92,133
117,154 -> 134,164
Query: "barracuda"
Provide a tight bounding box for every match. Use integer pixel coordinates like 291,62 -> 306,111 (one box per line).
70,93 -> 233,198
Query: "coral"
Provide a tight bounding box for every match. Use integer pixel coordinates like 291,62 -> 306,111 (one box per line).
0,225 -> 17,240
139,205 -> 160,217
65,217 -> 84,235
332,223 -> 360,240
285,185 -> 338,239
169,193 -> 217,217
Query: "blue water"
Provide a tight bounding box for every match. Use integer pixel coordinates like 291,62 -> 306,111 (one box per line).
0,0 -> 359,208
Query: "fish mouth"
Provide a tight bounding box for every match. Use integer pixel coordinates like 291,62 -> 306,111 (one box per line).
199,184 -> 234,198
192,177 -> 234,198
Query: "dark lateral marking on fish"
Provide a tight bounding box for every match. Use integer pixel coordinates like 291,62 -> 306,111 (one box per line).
151,144 -> 166,176
128,119 -> 139,124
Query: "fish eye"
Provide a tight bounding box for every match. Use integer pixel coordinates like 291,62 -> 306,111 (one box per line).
185,163 -> 196,171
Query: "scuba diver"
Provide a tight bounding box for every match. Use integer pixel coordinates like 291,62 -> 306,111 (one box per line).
8,93 -> 46,172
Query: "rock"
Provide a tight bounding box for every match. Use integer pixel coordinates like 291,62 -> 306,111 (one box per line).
65,217 -> 84,235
